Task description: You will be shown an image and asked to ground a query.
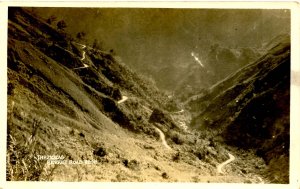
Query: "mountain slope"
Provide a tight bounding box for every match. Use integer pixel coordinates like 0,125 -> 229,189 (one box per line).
7,7 -> 280,183
7,7 -> 185,181
32,8 -> 290,95
187,36 -> 290,183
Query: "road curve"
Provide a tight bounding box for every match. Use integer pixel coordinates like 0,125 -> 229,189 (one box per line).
174,109 -> 184,114
154,127 -> 172,150
73,63 -> 89,70
80,51 -> 86,61
73,43 -> 88,69
217,153 -> 235,174
74,42 -> 86,49
80,44 -> 86,49
117,96 -> 128,104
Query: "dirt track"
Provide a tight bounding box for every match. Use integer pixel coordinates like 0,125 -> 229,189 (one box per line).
217,153 -> 235,174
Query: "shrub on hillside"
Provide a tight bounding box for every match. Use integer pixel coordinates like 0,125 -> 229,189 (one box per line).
8,83 -> 15,95
76,31 -> 86,41
57,20 -> 67,30
149,108 -> 177,130
167,130 -> 184,145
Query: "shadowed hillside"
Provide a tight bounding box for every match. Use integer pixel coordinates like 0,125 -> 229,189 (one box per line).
7,7 -> 289,183
32,8 -> 290,94
187,35 -> 290,183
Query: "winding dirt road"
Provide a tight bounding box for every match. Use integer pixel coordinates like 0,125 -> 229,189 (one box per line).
73,43 -> 89,70
117,96 -> 128,104
217,153 -> 235,174
174,109 -> 184,114
80,51 -> 86,61
117,96 -> 171,150
154,127 -> 172,150
73,63 -> 89,70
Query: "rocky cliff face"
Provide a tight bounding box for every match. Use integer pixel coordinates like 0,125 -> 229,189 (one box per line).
188,35 -> 290,183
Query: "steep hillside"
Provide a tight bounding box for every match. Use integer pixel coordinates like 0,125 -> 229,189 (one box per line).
7,7 -> 282,183
174,45 -> 263,101
32,8 -> 290,95
139,43 -> 263,96
8,7 -> 180,133
7,7 -> 184,181
187,36 -> 290,183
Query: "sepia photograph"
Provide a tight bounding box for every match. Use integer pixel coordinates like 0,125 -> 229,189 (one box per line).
5,3 -> 295,185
